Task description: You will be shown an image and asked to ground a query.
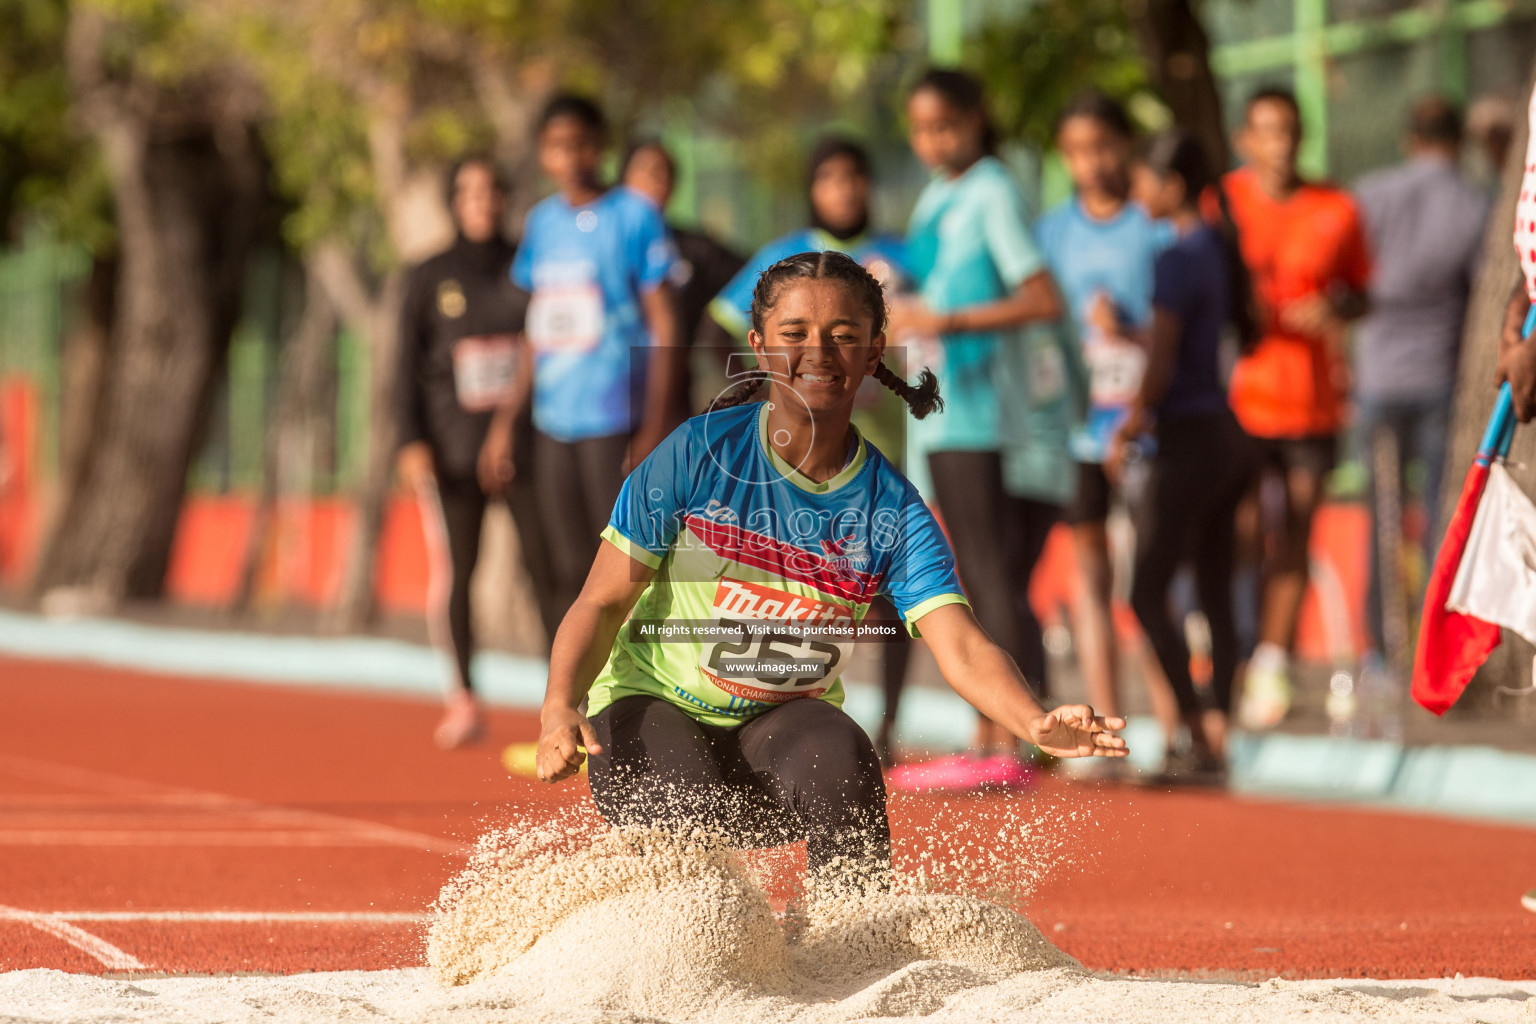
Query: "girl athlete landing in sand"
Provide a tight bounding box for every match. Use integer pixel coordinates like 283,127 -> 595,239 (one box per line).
535,251 -> 1126,880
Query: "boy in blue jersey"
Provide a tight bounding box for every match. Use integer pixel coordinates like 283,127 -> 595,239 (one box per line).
535,252 -> 1127,883
512,95 -> 683,623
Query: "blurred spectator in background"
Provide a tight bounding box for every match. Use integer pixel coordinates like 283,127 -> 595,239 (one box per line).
1035,91 -> 1180,759
887,68 -> 1066,788
514,94 -> 680,625
707,136 -> 909,343
1467,90 -> 1518,190
1118,129 -> 1260,781
1353,96 -> 1489,667
621,140 -> 745,418
1224,86 -> 1371,731
395,157 -> 557,748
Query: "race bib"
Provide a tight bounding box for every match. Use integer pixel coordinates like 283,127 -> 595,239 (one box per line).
1086,336 -> 1147,408
451,334 -> 518,412
526,283 -> 603,353
698,578 -> 854,705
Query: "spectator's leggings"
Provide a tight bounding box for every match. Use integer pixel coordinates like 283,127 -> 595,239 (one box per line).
533,431 -> 631,624
420,470 -> 559,694
587,695 -> 890,877
926,450 -> 1057,695
1129,410 -> 1255,716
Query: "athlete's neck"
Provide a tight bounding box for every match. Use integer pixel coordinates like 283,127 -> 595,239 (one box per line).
766,398 -> 856,484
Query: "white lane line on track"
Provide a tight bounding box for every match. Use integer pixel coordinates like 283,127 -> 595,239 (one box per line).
0,830 -> 436,846
50,911 -> 431,923
0,753 -> 472,857
0,903 -> 147,970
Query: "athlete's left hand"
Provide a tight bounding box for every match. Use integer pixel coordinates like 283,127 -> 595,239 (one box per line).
1027,704 -> 1127,759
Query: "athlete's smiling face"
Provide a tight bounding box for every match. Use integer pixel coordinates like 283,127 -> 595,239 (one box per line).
748,278 -> 884,419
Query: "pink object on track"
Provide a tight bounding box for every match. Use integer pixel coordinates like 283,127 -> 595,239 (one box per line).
887,752 -> 1037,793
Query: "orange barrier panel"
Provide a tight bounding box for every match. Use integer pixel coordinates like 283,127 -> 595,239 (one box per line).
0,376 -> 41,587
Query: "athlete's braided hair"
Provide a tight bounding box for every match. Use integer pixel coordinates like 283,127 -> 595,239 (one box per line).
708,251 -> 943,419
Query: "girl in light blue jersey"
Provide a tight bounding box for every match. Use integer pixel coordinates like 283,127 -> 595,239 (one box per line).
1036,91 -> 1179,755
886,68 -> 1074,792
534,252 -> 1126,884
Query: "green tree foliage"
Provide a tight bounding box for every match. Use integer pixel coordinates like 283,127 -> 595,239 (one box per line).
0,0 -> 111,247
968,0 -> 1160,149
212,0 -> 904,268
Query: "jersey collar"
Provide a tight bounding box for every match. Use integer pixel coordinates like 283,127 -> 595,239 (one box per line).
756,403 -> 867,494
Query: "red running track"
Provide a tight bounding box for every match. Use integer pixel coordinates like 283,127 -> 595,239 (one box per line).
0,654 -> 1531,979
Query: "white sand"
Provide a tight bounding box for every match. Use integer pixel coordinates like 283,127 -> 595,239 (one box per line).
4,967 -> 1534,1023
8,808 -> 1532,1023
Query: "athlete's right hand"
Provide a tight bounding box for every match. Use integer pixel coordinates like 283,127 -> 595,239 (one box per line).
396,442 -> 436,492
536,705 -> 603,783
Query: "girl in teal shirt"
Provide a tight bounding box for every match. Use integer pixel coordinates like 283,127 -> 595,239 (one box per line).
887,69 -> 1076,791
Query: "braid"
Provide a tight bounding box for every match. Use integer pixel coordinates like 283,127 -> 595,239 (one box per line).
706,370 -> 769,413
873,361 -> 943,419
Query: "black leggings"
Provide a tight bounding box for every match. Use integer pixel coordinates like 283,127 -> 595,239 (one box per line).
587,695 -> 890,876
424,470 -> 559,694
1128,411 -> 1254,716
926,451 -> 1057,695
533,431 -> 630,623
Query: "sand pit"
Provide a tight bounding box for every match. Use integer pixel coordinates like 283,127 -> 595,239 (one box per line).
7,812 -> 1534,1023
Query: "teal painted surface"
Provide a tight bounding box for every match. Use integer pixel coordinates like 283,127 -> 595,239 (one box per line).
0,609 -> 1531,827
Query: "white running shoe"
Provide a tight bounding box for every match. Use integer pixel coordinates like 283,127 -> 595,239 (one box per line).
1522,888 -> 1536,913
1238,661 -> 1293,731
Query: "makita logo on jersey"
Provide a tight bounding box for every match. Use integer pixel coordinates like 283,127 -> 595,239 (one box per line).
712,578 -> 854,625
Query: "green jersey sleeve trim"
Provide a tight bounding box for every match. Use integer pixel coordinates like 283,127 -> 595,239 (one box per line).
903,592 -> 970,637
601,525 -> 664,570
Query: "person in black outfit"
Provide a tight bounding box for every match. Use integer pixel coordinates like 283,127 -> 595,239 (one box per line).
396,157 -> 559,749
621,139 -> 747,419
1111,131 -> 1261,781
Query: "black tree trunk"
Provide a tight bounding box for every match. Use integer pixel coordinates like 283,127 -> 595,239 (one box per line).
1127,0 -> 1230,170
34,90 -> 266,604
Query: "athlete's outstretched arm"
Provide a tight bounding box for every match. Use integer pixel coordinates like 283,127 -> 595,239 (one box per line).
537,541 -> 655,782
917,602 -> 1128,758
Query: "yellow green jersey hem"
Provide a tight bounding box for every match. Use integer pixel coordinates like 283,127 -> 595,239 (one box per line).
903,592 -> 970,636
601,525 -> 663,570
